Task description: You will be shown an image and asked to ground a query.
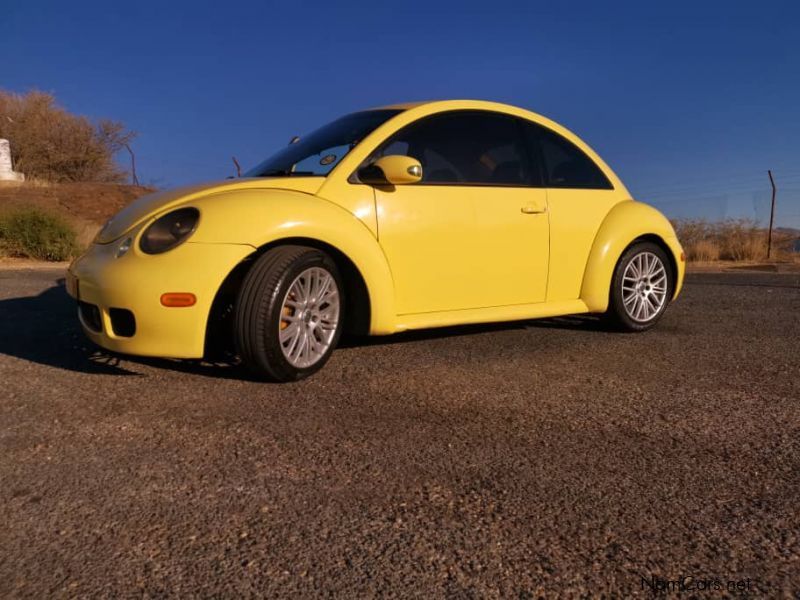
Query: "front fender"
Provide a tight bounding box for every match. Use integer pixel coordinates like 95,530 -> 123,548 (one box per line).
190,189 -> 397,334
580,201 -> 685,313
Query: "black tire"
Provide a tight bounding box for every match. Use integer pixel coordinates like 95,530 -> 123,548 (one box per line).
606,241 -> 674,332
234,245 -> 344,381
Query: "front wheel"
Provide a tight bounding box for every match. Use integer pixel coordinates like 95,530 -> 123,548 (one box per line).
234,246 -> 344,381
606,241 -> 674,332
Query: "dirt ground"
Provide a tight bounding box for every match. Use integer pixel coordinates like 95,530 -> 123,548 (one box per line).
0,182 -> 153,247
0,268 -> 798,597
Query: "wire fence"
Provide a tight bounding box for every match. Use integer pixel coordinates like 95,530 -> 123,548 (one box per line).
649,189 -> 799,225
634,174 -> 800,257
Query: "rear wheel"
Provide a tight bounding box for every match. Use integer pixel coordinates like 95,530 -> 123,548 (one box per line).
234,246 -> 343,381
606,241 -> 674,332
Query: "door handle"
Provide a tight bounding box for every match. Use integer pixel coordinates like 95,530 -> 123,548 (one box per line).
521,205 -> 546,214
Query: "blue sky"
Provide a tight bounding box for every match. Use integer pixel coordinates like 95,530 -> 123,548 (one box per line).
2,1 -> 799,227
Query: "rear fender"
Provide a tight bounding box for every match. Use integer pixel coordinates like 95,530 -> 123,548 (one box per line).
580,201 -> 685,313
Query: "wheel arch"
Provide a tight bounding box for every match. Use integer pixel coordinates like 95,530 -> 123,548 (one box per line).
252,237 -> 372,336
630,233 -> 679,287
580,201 -> 685,313
204,236 -> 385,359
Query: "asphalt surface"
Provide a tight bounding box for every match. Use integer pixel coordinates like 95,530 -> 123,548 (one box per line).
1,267 -> 799,598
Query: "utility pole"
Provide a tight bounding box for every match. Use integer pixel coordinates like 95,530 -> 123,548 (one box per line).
767,170 -> 777,259
124,143 -> 139,186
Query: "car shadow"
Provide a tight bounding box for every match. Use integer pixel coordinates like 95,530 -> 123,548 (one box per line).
0,279 -> 609,379
0,280 -> 278,381
0,279 -> 140,376
338,314 -> 610,348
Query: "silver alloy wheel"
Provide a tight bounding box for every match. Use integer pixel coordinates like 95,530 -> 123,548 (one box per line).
621,251 -> 668,322
278,267 -> 340,368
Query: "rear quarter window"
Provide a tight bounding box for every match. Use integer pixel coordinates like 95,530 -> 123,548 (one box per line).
524,123 -> 613,190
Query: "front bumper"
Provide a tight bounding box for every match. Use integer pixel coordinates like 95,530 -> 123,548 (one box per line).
68,241 -> 254,358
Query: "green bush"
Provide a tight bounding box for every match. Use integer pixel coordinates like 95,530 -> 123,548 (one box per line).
0,208 -> 80,261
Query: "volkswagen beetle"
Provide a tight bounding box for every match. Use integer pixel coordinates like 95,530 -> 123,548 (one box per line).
67,100 -> 685,381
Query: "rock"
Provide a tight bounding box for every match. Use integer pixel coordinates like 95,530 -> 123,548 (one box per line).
0,139 -> 25,182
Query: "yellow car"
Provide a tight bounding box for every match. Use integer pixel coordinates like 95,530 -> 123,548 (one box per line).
68,100 -> 684,381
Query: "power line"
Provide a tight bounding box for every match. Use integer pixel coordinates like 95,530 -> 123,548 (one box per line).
641,186 -> 772,200
634,169 -> 800,198
640,183 -> 800,201
636,176 -> 766,195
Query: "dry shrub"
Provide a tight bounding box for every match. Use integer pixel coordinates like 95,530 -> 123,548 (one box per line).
672,219 -> 711,259
673,219 -> 716,261
672,218 -> 768,262
0,90 -> 135,183
772,230 -> 800,260
689,239 -> 721,262
716,220 -> 765,261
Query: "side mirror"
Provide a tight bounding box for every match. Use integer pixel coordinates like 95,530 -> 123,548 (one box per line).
358,155 -> 422,185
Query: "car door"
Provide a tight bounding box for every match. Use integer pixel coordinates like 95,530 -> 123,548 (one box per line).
521,122 -> 622,302
369,111 -> 549,315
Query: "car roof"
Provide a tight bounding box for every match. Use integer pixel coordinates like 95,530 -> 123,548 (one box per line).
370,99 -> 522,112
369,101 -> 429,110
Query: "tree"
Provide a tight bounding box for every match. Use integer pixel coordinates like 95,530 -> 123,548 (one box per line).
0,90 -> 136,183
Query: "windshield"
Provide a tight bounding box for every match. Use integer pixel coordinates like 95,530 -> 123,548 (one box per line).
244,109 -> 403,177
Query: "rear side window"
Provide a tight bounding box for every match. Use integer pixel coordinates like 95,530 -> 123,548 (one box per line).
524,123 -> 613,190
372,111 -> 536,186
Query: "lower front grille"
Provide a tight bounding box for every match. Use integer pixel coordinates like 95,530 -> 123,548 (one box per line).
78,301 -> 102,332
109,308 -> 136,337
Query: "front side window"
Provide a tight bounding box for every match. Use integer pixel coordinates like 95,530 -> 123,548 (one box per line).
370,111 -> 535,186
245,109 -> 402,177
524,123 -> 613,190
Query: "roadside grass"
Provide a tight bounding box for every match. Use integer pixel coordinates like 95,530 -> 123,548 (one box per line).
0,207 -> 80,261
672,218 -> 798,262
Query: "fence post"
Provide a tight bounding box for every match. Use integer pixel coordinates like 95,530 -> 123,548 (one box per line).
767,170 -> 776,259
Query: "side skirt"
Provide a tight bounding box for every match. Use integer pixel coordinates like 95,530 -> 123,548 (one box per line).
392,299 -> 590,333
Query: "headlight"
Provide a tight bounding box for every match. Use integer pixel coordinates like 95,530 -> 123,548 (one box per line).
140,207 -> 200,254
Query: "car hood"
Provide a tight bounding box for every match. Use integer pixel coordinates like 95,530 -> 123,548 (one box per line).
95,177 -> 325,244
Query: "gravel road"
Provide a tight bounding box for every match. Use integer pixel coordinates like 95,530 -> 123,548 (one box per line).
1,267 -> 798,597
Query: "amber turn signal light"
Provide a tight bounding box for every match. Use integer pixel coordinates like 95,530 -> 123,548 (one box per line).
680,251 -> 686,262
160,293 -> 196,307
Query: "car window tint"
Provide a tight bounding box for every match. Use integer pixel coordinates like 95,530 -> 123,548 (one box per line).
374,111 -> 533,186
422,147 -> 462,183
524,123 -> 612,189
381,140 -> 409,156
